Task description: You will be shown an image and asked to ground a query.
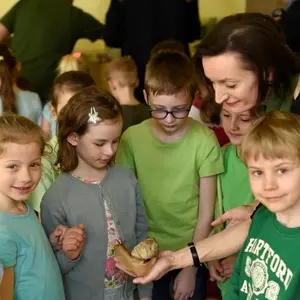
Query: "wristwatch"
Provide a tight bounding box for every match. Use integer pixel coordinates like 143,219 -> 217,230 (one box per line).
187,242 -> 202,268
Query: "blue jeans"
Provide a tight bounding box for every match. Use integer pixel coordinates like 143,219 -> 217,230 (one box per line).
152,265 -> 208,300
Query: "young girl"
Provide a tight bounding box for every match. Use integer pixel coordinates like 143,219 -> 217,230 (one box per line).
28,71 -> 95,214
41,52 -> 89,137
40,87 -> 152,300
0,45 -> 42,124
208,103 -> 263,297
0,114 -> 65,300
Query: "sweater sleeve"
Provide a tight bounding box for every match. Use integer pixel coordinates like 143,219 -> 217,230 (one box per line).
41,187 -> 81,274
134,181 -> 153,298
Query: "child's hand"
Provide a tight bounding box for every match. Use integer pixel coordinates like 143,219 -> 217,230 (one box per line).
49,225 -> 68,251
220,255 -> 237,279
140,298 -> 152,300
208,260 -> 224,282
173,267 -> 196,300
62,224 -> 85,260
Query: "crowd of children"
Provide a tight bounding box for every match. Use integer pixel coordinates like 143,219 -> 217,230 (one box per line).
1,13 -> 300,300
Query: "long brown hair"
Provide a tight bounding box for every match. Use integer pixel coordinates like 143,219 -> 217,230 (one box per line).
194,13 -> 300,117
0,45 -> 17,113
56,86 -> 123,172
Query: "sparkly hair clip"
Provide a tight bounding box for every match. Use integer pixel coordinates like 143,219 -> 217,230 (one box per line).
88,107 -> 101,125
73,52 -> 82,59
0,56 -> 4,62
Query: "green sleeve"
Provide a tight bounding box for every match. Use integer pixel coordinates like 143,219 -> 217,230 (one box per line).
28,156 -> 59,213
0,0 -> 23,33
71,7 -> 104,41
116,133 -> 136,174
197,132 -> 224,178
224,245 -> 244,299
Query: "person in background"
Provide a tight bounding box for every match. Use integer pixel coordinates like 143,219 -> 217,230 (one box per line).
104,0 -> 201,101
0,44 -> 42,124
0,115 -> 65,300
207,104 -> 262,297
106,56 -> 150,132
41,52 -> 89,137
41,87 -> 152,300
116,50 -> 223,300
28,71 -> 95,214
0,0 -> 104,103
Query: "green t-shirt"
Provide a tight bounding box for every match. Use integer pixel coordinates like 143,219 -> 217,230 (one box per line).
116,119 -> 224,251
0,0 -> 104,100
225,205 -> 300,299
216,144 -> 255,295
28,136 -> 59,212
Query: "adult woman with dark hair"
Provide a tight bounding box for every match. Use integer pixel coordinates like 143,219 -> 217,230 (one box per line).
193,12 -> 300,115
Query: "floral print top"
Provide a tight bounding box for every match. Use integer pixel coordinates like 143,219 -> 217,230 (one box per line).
73,176 -> 126,288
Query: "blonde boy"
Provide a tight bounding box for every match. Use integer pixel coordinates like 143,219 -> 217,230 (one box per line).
116,50 -> 223,300
225,110 -> 300,299
106,56 -> 150,132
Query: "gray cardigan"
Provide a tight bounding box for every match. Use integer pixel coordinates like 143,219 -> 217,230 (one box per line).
41,165 -> 152,300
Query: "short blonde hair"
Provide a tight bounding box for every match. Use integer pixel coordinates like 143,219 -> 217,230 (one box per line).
145,50 -> 197,100
106,56 -> 138,88
57,53 -> 89,76
0,114 -> 47,156
240,110 -> 300,164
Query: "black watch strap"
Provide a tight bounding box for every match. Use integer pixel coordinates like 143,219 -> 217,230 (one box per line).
187,242 -> 201,268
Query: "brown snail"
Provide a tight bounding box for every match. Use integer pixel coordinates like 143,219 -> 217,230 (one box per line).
114,238 -> 159,277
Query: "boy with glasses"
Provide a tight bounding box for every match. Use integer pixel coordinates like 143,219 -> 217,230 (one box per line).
116,50 -> 223,300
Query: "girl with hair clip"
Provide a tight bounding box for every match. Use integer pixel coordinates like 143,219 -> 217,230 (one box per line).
41,86 -> 152,300
0,45 -> 42,124
41,52 -> 89,137
0,115 -> 65,300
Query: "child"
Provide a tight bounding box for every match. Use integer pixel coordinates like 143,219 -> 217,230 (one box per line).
208,103 -> 262,297
28,70 -> 95,214
116,50 -> 224,300
225,110 -> 300,299
0,114 -> 64,300
41,52 -> 89,137
40,87 -> 152,300
0,45 -> 42,124
106,56 -> 150,132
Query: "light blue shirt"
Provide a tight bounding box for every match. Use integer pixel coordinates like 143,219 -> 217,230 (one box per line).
0,203 -> 65,300
43,102 -> 57,137
0,91 -> 42,125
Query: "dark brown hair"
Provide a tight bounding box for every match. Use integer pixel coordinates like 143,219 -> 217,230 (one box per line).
0,45 -> 17,113
51,71 -> 95,110
56,86 -> 122,172
194,12 -> 300,111
145,50 -> 198,100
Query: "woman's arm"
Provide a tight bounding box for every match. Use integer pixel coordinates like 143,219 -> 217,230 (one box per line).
0,266 -> 14,300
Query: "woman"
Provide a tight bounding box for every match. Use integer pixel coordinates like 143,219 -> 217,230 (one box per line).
193,12 -> 300,115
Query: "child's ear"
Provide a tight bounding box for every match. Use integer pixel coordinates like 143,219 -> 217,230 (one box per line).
67,132 -> 79,146
49,104 -> 58,121
143,90 -> 149,105
108,79 -> 117,92
16,62 -> 22,73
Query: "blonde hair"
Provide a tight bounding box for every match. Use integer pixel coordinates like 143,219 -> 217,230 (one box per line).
57,53 -> 89,76
145,50 -> 198,99
240,110 -> 300,164
106,56 -> 138,88
0,114 -> 47,156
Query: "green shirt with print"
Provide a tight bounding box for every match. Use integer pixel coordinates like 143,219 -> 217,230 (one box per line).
0,0 -> 104,100
225,205 -> 300,299
116,119 -> 224,251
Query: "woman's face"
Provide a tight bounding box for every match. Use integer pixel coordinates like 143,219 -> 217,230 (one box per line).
202,52 -> 259,113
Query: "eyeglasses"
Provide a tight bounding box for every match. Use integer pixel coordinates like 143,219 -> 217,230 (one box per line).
149,108 -> 191,120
